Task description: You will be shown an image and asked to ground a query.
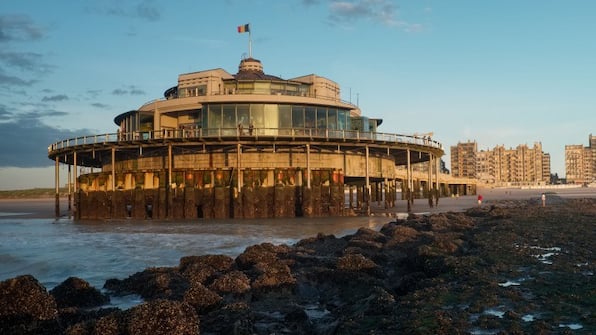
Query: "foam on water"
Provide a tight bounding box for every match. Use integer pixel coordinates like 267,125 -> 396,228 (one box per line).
0,215 -> 389,291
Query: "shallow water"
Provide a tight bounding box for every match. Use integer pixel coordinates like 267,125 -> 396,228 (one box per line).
0,215 -> 390,290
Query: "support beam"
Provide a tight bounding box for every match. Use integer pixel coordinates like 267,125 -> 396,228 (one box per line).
306,144 -> 311,189
67,164 -> 71,212
111,147 -> 116,191
407,148 -> 412,212
55,157 -> 60,218
237,143 -> 242,191
365,145 -> 370,215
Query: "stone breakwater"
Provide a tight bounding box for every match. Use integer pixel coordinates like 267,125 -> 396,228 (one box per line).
1,198 -> 595,334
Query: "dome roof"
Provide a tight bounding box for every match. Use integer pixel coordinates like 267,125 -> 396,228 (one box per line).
234,58 -> 283,81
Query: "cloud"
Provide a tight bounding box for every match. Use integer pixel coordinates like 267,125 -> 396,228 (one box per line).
112,88 -> 128,95
0,15 -> 44,42
111,85 -> 146,96
89,0 -> 161,22
0,51 -> 48,72
327,0 -> 423,31
135,1 -> 160,21
0,105 -> 86,167
0,119 -> 93,167
0,68 -> 37,87
42,94 -> 69,102
0,104 -> 11,120
92,102 -> 109,109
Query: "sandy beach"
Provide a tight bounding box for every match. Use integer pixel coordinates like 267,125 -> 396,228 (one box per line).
0,197 -> 71,219
1,186 -> 595,220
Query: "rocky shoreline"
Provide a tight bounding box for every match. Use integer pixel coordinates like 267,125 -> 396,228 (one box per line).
1,198 -> 594,334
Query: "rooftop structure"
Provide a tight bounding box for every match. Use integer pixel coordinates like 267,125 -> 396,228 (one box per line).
48,56 -> 450,219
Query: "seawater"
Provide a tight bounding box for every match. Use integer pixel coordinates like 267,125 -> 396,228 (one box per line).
0,215 -> 390,291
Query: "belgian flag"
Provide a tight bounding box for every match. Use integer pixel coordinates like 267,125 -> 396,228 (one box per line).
237,24 -> 250,33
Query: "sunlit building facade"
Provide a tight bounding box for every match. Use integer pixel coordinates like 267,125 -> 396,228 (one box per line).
48,57 -> 447,219
565,134 -> 595,184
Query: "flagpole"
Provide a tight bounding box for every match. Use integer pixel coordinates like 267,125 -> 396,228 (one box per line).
248,23 -> 252,58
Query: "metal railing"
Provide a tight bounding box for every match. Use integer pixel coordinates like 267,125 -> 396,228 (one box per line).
48,128 -> 443,153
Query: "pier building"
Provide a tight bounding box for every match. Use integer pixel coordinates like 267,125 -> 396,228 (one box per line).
48,57 -> 458,219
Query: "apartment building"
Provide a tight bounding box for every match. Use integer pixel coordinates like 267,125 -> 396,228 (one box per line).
451,141 -> 551,186
450,141 -> 477,178
565,134 -> 595,184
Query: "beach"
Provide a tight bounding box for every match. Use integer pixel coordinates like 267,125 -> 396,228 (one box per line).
1,186 -> 594,220
1,186 -> 595,334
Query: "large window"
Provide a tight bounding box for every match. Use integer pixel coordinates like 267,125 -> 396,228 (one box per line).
198,103 -> 352,134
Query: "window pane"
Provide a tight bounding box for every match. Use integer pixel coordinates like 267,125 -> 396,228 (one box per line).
338,110 -> 346,130
264,104 -> 278,130
328,109 -> 337,130
250,104 -> 264,128
279,105 -> 291,128
292,106 -> 304,128
317,108 -> 327,129
222,104 -> 236,128
237,104 -> 250,127
305,107 -> 315,128
208,104 -> 221,129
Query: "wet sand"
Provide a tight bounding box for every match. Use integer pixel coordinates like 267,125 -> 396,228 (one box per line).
0,197 -> 71,219
1,186 -> 594,220
372,185 -> 596,216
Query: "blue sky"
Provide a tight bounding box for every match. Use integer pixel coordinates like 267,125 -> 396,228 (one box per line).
1,0 -> 595,189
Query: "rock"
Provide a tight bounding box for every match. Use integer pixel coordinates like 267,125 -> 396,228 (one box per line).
179,254 -> 234,284
0,275 -> 60,334
201,302 -> 255,335
381,223 -> 421,244
65,310 -> 126,335
183,282 -> 222,313
208,270 -> 251,295
127,300 -> 199,335
295,233 -> 347,257
251,262 -> 296,290
104,267 -> 188,300
50,277 -> 109,308
235,243 -> 291,269
336,253 -> 379,272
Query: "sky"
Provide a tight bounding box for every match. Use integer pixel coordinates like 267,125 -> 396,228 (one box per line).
1,0 -> 595,189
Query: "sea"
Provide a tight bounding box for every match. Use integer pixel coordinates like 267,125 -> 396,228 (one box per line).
0,213 -> 391,308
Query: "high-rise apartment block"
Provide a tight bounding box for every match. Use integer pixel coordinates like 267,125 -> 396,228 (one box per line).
450,141 -> 477,179
451,141 -> 551,186
565,134 -> 595,184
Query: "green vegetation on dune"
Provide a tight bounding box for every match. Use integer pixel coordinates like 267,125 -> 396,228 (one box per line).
0,188 -> 69,199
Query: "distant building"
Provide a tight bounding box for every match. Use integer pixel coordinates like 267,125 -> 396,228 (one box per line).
451,141 -> 551,186
565,134 -> 595,184
450,141 -> 477,179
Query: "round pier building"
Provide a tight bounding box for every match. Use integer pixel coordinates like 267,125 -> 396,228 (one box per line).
48,57 -> 444,219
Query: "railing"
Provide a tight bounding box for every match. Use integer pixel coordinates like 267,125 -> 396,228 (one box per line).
48,128 -> 443,153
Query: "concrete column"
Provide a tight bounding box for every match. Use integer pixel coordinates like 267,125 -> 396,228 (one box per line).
306,144 -> 311,189
435,156 -> 440,200
407,148 -> 412,212
55,157 -> 60,218
111,147 -> 116,191
167,143 -> 173,218
67,164 -> 71,212
237,143 -> 242,191
73,151 -> 77,192
365,145 -> 370,215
